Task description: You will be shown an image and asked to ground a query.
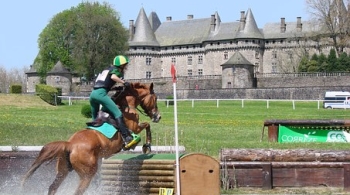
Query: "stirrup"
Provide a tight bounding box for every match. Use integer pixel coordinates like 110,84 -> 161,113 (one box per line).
123,134 -> 141,150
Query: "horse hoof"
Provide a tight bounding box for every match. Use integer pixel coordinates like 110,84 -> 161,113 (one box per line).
142,144 -> 151,154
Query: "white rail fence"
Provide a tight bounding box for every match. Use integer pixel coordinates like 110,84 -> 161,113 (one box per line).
58,96 -> 328,109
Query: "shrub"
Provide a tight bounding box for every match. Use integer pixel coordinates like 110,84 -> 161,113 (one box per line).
81,104 -> 92,118
35,84 -> 62,105
10,85 -> 22,94
165,95 -> 174,105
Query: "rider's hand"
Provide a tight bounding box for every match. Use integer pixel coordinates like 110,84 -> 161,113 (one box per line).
124,82 -> 131,88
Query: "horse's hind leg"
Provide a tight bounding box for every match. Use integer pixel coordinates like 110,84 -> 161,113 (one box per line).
48,158 -> 69,195
72,154 -> 98,195
74,176 -> 94,195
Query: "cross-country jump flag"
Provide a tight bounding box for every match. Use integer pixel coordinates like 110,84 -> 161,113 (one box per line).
171,63 -> 180,195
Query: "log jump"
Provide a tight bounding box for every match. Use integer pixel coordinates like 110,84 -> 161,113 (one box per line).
100,153 -> 220,195
220,148 -> 350,191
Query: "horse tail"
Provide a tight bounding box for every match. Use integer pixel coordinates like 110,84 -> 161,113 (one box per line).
21,141 -> 70,186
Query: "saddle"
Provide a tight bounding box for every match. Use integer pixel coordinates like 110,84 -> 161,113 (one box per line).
86,111 -> 118,128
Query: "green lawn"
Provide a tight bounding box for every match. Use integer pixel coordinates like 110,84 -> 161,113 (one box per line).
1,94 -> 350,158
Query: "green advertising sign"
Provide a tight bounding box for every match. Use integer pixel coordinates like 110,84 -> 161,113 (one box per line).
278,125 -> 350,143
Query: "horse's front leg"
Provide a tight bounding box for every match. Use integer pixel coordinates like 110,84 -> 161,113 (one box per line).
136,122 -> 152,153
140,122 -> 151,145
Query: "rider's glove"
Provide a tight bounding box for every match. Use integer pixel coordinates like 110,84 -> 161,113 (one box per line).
124,82 -> 131,88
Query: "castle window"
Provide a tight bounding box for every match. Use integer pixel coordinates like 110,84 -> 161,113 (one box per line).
146,71 -> 152,79
198,69 -> 203,75
255,50 -> 259,59
227,82 -> 232,88
254,63 -> 259,73
287,50 -> 293,60
146,57 -> 151,65
272,62 -> 277,73
272,50 -> 277,59
198,55 -> 203,64
188,56 -> 192,65
187,69 -> 193,76
224,51 -> 228,60
171,58 -> 176,64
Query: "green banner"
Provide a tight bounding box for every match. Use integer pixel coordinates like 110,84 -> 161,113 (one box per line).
278,125 -> 350,143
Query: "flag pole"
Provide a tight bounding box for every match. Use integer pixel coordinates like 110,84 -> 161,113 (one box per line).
171,64 -> 181,195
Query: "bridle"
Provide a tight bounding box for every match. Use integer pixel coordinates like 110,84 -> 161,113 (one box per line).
115,85 -> 158,119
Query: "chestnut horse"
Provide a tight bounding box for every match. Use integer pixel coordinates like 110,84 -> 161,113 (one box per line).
21,82 -> 161,195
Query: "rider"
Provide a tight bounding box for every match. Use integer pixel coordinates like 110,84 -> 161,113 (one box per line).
89,55 -> 138,149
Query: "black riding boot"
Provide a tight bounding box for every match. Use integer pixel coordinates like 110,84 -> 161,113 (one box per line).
115,117 -> 138,149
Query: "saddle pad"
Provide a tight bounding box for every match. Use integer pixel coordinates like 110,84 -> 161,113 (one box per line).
88,122 -> 117,139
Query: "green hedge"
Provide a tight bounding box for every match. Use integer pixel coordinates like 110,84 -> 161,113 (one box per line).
35,84 -> 62,105
10,84 -> 22,94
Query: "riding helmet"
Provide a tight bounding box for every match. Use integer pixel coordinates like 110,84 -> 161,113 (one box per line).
113,55 -> 129,67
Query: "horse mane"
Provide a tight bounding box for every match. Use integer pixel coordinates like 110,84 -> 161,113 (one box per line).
111,82 -> 153,108
131,82 -> 148,90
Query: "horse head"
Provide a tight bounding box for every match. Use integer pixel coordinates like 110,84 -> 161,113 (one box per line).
112,82 -> 161,123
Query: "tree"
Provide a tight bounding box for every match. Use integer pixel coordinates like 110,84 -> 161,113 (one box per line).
35,2 -> 128,81
326,48 -> 337,71
318,53 -> 328,71
306,0 -> 350,54
336,52 -> 349,70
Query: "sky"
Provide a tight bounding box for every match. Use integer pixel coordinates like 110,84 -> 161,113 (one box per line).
0,0 -> 309,71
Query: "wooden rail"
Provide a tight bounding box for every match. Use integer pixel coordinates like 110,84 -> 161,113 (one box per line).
220,148 -> 350,191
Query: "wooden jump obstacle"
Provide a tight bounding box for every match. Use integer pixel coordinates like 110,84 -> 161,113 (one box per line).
101,153 -> 220,195
262,119 -> 350,142
220,148 -> 350,191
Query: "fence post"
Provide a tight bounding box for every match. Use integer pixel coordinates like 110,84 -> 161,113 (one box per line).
262,163 -> 272,190
344,163 -> 350,191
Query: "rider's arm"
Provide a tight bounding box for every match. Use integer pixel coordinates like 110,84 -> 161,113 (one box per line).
111,74 -> 125,84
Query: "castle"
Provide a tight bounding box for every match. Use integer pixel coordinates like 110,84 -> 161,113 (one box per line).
26,3 -> 350,99
125,6 -> 346,88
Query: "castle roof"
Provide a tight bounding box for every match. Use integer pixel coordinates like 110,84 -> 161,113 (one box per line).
47,61 -> 71,74
130,8 -> 326,47
155,18 -> 212,46
221,51 -> 253,66
129,7 -> 159,46
235,9 -> 264,39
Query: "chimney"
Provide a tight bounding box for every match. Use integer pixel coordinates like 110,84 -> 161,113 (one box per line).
166,16 -> 172,21
187,15 -> 193,19
280,18 -> 286,33
240,11 -> 246,31
129,20 -> 134,40
296,17 -> 302,32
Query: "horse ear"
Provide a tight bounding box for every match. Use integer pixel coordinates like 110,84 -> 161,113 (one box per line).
150,83 -> 154,91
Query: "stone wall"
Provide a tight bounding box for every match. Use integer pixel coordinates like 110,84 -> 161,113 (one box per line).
133,75 -> 350,100
72,74 -> 350,100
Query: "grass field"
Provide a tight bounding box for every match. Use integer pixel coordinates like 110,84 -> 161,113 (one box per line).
2,94 -> 350,194
1,94 -> 350,158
